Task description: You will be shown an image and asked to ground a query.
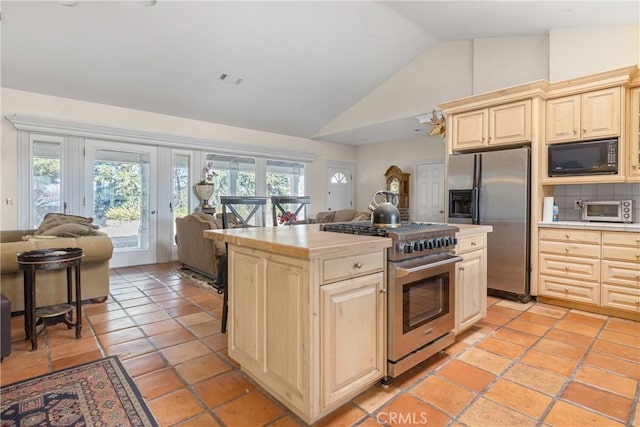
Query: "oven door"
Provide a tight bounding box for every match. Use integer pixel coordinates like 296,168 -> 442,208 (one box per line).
387,253 -> 462,361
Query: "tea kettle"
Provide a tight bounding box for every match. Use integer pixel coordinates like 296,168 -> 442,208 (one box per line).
369,190 -> 401,229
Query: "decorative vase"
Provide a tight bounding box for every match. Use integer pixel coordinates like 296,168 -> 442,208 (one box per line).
194,183 -> 215,208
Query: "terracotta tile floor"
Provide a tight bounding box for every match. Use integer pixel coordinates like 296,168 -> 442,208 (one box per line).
2,262 -> 639,426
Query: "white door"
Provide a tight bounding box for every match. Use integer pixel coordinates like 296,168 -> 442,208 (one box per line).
415,162 -> 445,223
85,141 -> 158,268
326,162 -> 353,211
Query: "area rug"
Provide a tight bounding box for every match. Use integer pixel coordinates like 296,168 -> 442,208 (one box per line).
1,356 -> 158,426
173,267 -> 222,293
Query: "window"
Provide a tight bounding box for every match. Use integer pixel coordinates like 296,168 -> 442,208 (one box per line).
31,138 -> 62,228
172,154 -> 191,238
330,172 -> 347,184
267,160 -> 305,197
205,155 -> 256,207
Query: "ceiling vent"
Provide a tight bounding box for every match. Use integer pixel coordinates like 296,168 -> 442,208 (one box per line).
219,73 -> 244,85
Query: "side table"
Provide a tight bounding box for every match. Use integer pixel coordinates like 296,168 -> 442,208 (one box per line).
17,248 -> 84,351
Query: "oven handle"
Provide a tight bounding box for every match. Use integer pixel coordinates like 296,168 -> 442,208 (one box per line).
395,255 -> 463,278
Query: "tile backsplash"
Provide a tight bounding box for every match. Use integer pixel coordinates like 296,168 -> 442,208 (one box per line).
553,183 -> 640,222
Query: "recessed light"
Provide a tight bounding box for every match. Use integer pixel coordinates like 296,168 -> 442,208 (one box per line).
219,73 -> 243,85
413,129 -> 421,132
58,0 -> 79,6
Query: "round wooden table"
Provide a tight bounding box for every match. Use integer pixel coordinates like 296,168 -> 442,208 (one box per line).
17,247 -> 83,351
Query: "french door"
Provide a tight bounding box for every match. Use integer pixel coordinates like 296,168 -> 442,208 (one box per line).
85,141 -> 158,268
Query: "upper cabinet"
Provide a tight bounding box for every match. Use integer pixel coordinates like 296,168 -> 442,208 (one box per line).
629,87 -> 640,180
546,87 -> 621,144
451,99 -> 532,151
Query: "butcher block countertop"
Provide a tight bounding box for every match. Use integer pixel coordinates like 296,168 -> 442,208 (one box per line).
452,223 -> 493,236
203,224 -> 392,259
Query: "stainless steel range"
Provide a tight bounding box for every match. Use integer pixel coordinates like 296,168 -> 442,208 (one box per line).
320,221 -> 461,378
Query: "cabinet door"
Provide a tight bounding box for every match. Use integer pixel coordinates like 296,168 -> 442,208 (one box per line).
489,100 -> 531,146
456,249 -> 486,333
629,88 -> 640,178
546,95 -> 581,143
320,273 -> 385,409
228,248 -> 264,372
452,110 -> 488,150
582,87 -> 621,140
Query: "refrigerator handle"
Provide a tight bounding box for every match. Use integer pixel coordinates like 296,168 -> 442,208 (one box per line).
471,187 -> 480,224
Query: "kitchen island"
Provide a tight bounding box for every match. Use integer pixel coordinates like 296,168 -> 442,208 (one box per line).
204,224 -> 392,424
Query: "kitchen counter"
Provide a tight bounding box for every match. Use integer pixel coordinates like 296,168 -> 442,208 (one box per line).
452,223 -> 494,236
203,223 -> 391,259
538,221 -> 640,232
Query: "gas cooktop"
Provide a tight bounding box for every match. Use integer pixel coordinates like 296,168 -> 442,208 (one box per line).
320,221 -> 453,236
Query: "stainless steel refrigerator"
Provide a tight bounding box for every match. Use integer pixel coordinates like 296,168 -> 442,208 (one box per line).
447,146 -> 531,302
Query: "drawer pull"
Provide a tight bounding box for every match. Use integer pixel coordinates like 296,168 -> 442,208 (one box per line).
380,288 -> 387,294
636,237 -> 640,243
564,266 -> 569,271
354,262 -> 363,269
636,274 -> 640,279
459,266 -> 465,272
564,288 -> 569,293
471,241 -> 477,246
565,234 -> 570,238
565,248 -> 570,252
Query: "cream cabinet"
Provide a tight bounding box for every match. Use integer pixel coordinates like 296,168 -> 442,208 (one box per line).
546,87 -> 621,143
601,232 -> 640,313
629,87 -> 640,179
538,228 -> 601,305
227,244 -> 386,424
454,233 -> 487,333
538,227 -> 640,316
451,100 -> 532,151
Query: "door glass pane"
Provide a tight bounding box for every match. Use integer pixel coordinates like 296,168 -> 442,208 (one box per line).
32,141 -> 61,228
172,154 -> 190,239
93,149 -> 150,251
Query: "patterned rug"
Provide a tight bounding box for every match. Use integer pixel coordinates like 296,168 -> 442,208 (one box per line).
173,267 -> 222,293
1,356 -> 158,426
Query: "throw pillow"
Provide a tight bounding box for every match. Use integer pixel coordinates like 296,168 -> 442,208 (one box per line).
41,223 -> 98,237
352,212 -> 372,222
34,213 -> 94,235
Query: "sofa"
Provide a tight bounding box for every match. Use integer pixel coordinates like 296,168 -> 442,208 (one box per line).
175,213 -> 226,280
0,228 -> 114,313
313,209 -> 372,223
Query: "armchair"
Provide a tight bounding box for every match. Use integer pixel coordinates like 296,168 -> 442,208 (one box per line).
175,213 -> 226,281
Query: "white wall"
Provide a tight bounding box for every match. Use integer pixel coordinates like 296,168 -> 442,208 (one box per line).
315,40 -> 473,138
549,25 -> 639,82
354,134 -> 446,212
0,88 -> 357,229
473,35 -> 549,94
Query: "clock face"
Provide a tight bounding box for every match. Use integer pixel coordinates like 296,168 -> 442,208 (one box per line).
389,177 -> 400,193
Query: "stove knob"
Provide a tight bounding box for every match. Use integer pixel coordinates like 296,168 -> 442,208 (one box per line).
428,238 -> 436,249
406,243 -> 413,253
435,238 -> 443,248
422,239 -> 431,250
414,241 -> 422,252
452,237 -> 458,245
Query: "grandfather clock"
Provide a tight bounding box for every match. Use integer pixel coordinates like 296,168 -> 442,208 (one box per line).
384,166 -> 410,219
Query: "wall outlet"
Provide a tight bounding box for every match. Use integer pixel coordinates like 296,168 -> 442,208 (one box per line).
574,200 -> 582,210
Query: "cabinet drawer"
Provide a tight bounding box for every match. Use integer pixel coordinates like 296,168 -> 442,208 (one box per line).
539,254 -> 600,282
456,234 -> 486,254
539,275 -> 599,305
538,228 -> 601,244
538,240 -> 600,258
601,285 -> 640,313
322,252 -> 383,283
602,260 -> 640,287
602,245 -> 640,263
602,231 -> 640,248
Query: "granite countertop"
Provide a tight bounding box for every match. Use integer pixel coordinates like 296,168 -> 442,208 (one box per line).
203,224 -> 392,259
538,221 -> 640,232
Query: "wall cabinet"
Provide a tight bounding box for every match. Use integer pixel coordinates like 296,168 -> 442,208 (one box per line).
629,87 -> 640,179
454,232 -> 487,333
538,227 -> 640,316
546,87 -> 621,143
451,99 -> 531,151
227,245 -> 386,424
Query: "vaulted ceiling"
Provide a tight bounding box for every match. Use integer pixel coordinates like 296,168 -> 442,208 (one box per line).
2,1 -> 638,145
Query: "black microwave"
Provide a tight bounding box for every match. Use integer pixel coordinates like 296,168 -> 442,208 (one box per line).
548,138 -> 618,177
